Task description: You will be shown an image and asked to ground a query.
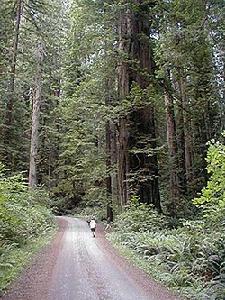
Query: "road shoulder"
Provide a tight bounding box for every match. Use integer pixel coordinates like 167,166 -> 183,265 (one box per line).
0,218 -> 67,300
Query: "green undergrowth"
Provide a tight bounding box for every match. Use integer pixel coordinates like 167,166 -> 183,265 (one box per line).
0,226 -> 56,295
0,163 -> 56,294
108,204 -> 225,300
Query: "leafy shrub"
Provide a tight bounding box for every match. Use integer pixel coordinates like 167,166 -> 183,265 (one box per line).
0,163 -> 54,247
193,140 -> 225,226
109,202 -> 225,299
113,203 -> 168,233
0,164 -> 55,293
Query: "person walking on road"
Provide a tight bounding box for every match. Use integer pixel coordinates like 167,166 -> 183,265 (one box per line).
90,217 -> 96,237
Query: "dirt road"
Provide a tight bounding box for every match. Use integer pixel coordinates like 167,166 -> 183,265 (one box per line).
2,217 -> 179,300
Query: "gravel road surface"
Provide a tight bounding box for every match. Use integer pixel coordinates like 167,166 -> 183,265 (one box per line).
1,217 -> 180,300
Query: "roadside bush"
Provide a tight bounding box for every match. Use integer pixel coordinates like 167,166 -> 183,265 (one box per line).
193,140 -> 225,231
109,204 -> 225,299
113,203 -> 168,233
0,163 -> 55,293
0,163 -> 54,247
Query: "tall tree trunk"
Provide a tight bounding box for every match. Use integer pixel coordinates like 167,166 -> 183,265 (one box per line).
106,120 -> 119,219
117,7 -> 131,206
178,76 -> 194,188
29,41 -> 43,188
128,0 -> 161,210
106,121 -> 113,221
117,0 -> 161,211
110,122 -> 119,207
3,0 -> 23,167
164,87 -> 180,216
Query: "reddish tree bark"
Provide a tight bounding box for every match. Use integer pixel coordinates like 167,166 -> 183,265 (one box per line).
117,1 -> 161,211
164,87 -> 180,216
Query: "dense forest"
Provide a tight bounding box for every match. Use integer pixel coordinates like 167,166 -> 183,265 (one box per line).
0,0 -> 225,299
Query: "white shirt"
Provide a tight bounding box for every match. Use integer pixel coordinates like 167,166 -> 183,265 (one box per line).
90,220 -> 96,229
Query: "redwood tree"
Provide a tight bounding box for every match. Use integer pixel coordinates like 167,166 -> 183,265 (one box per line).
117,0 -> 161,210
